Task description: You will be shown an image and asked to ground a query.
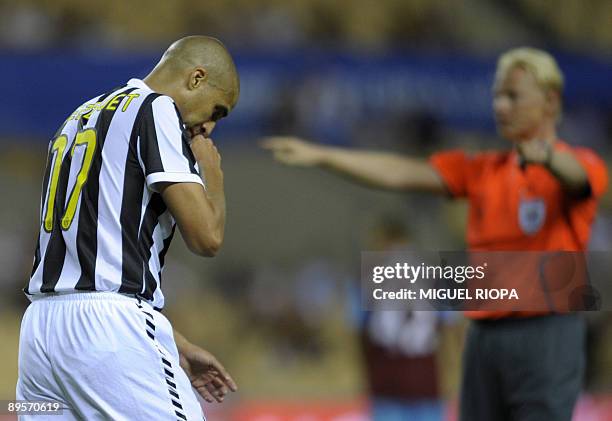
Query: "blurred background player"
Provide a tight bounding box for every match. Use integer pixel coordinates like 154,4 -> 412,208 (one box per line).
353,217 -> 460,421
17,36 -> 239,420
263,47 -> 608,420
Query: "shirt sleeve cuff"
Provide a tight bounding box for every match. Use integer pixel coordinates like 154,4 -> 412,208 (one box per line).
428,155 -> 462,198
146,172 -> 204,191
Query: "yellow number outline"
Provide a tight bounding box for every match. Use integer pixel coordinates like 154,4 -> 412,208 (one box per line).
43,135 -> 68,232
43,129 -> 97,232
61,128 -> 97,230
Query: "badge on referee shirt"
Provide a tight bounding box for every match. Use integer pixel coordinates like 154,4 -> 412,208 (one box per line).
519,197 -> 546,235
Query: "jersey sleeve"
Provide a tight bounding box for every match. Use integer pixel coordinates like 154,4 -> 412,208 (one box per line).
572,147 -> 608,198
429,150 -> 472,197
137,95 -> 203,191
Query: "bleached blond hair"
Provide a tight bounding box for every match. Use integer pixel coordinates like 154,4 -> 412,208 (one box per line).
496,47 -> 564,117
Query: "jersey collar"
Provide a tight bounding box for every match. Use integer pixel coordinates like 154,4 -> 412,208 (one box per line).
127,78 -> 151,90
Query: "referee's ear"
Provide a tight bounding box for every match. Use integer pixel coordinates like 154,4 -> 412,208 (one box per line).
189,68 -> 208,90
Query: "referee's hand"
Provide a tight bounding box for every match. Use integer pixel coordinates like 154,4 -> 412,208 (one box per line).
261,136 -> 325,167
179,344 -> 237,403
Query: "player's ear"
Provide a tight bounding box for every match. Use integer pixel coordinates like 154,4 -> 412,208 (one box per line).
189,68 -> 208,90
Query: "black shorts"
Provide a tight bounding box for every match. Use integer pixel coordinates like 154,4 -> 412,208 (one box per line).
459,314 -> 585,421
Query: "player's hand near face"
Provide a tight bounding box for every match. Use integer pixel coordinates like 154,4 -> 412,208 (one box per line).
159,128 -> 226,257
261,136 -> 325,167
174,330 -> 237,403
188,122 -> 223,182
190,134 -> 224,186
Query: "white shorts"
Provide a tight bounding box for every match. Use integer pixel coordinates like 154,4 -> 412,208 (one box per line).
16,292 -> 205,421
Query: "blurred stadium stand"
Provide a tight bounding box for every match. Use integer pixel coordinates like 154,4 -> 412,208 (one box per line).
2,50 -> 612,144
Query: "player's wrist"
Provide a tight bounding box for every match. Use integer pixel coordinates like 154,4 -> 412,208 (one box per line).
202,174 -> 224,196
198,158 -> 224,187
190,137 -> 221,165
178,342 -> 199,361
173,329 -> 194,354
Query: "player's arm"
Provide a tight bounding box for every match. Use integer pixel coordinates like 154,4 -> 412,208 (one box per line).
518,139 -> 590,196
142,95 -> 225,257
262,136 -> 446,193
158,135 -> 225,257
173,329 -> 237,403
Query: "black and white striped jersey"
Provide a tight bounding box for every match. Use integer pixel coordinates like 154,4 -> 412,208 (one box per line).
27,78 -> 203,310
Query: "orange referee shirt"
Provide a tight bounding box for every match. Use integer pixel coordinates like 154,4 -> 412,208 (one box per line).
429,141 -> 608,319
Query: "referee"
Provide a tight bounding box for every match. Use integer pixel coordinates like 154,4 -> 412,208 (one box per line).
18,36 -> 239,420
263,47 -> 608,420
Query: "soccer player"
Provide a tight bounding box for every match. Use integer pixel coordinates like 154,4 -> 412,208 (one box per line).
263,47 -> 608,420
18,36 -> 239,420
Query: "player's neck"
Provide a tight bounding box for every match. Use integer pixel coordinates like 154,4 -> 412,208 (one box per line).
143,72 -> 177,99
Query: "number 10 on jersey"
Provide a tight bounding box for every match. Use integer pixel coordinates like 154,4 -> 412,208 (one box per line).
43,129 -> 97,232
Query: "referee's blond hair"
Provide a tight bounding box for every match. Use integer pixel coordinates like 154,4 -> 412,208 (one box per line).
497,47 -> 564,116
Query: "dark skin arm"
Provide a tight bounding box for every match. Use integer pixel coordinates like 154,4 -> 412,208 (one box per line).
158,134 -> 226,256
174,329 -> 237,403
158,133 -> 234,401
